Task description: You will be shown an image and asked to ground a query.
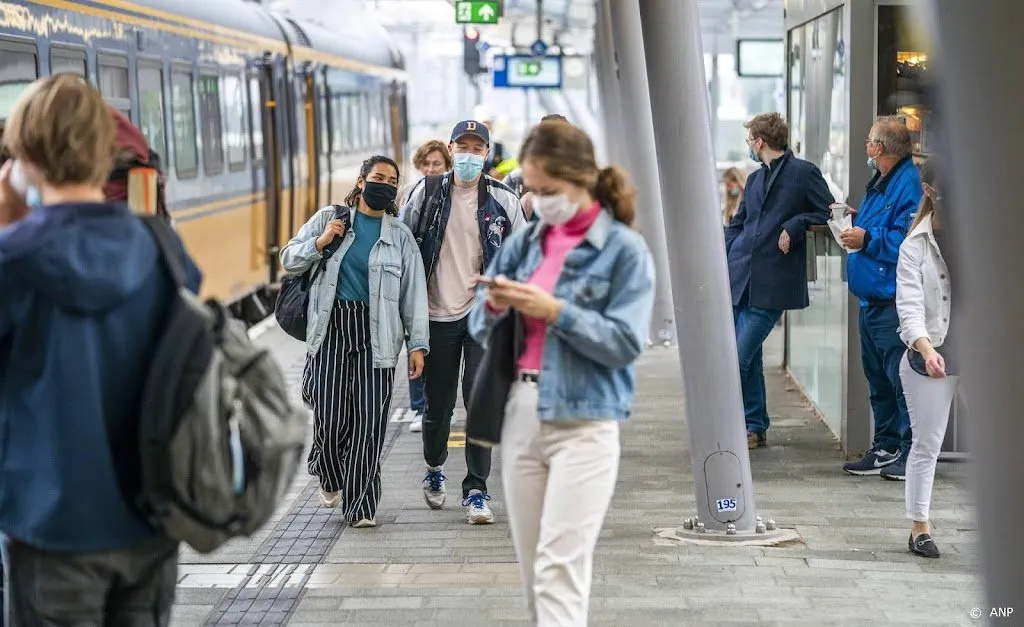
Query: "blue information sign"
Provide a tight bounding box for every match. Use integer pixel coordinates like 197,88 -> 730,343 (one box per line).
530,39 -> 548,57
492,54 -> 562,89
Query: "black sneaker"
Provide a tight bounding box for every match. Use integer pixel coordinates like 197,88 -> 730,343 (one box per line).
880,457 -> 907,481
909,533 -> 940,558
843,449 -> 900,476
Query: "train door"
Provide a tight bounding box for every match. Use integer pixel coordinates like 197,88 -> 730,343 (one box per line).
303,69 -> 319,215
287,66 -> 309,237
252,56 -> 284,283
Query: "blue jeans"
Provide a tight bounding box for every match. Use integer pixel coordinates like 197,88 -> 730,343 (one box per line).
408,355 -> 425,413
859,304 -> 912,456
734,305 -> 784,435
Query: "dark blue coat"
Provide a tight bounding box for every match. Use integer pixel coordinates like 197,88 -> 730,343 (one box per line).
725,151 -> 832,311
0,202 -> 201,552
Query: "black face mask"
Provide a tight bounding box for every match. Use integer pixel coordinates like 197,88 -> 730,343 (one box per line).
361,181 -> 397,211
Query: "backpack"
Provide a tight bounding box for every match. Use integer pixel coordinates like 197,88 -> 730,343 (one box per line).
275,205 -> 351,342
136,217 -> 307,554
105,107 -> 170,221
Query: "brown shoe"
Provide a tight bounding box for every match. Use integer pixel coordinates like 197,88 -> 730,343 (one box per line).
747,432 -> 766,449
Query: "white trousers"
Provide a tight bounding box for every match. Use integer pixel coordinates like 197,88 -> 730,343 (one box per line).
899,352 -> 959,522
501,382 -> 620,627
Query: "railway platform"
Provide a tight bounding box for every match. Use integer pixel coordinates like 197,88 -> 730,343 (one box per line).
170,325 -> 981,626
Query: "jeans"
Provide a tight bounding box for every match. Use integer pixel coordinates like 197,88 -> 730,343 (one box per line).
900,353 -> 959,521
4,535 -> 178,626
501,382 -> 619,626
734,305 -> 784,435
422,316 -> 491,497
859,304 -> 912,456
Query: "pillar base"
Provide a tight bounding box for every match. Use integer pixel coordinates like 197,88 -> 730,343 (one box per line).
654,524 -> 802,548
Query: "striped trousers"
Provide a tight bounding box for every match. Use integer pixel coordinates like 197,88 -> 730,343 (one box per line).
302,300 -> 395,521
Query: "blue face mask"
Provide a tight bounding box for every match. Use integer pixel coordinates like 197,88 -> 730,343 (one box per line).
25,185 -> 42,210
867,157 -> 878,172
453,153 -> 485,181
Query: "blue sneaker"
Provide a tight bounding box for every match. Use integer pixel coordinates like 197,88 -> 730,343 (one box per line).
881,457 -> 907,481
843,449 -> 900,476
422,467 -> 446,509
462,490 -> 494,525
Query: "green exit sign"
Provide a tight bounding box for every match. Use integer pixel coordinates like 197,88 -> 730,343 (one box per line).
516,61 -> 542,77
455,0 -> 499,24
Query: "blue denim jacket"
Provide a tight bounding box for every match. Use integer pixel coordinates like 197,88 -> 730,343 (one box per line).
280,206 -> 429,367
468,209 -> 655,421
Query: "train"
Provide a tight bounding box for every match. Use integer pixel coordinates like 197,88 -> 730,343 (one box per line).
0,0 -> 410,324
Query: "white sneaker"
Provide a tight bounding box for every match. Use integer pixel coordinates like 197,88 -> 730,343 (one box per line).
462,490 -> 494,525
408,412 -> 423,433
422,467 -> 447,509
351,518 -> 377,528
318,487 -> 340,508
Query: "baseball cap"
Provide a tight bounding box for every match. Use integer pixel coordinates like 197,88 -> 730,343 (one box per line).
450,120 -> 490,145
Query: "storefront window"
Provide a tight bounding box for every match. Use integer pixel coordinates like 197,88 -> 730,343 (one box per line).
877,5 -> 933,156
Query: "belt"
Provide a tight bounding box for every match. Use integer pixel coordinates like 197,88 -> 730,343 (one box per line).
518,371 -> 540,386
867,298 -> 896,308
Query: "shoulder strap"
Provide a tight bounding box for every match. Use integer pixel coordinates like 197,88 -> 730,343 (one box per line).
141,216 -> 186,287
415,175 -> 445,237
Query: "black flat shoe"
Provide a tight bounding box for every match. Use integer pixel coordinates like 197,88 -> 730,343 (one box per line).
909,532 -> 940,558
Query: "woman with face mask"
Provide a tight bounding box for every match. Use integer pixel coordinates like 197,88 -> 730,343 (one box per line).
280,156 -> 429,528
468,121 -> 656,625
722,167 -> 747,226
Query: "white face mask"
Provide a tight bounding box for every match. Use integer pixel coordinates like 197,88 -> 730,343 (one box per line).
532,193 -> 578,226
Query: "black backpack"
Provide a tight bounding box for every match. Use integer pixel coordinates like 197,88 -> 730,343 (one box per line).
275,206 -> 350,341
136,217 -> 305,553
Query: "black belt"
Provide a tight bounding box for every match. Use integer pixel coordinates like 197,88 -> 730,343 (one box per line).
519,371 -> 540,385
867,298 -> 896,308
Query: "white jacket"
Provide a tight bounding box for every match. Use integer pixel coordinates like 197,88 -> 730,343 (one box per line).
896,214 -> 951,351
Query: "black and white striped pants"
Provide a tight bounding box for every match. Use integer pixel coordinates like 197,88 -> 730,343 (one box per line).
302,300 -> 395,521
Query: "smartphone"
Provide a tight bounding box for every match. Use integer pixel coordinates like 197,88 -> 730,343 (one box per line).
474,275 -> 497,287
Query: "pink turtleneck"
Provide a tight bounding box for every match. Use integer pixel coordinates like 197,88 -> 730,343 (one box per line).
517,201 -> 602,373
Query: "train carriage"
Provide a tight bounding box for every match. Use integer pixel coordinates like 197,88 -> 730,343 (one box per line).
0,0 -> 409,324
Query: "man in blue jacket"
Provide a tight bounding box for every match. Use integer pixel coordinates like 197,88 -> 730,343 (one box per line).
726,113 -> 832,449
839,116 -> 921,480
0,75 -> 201,623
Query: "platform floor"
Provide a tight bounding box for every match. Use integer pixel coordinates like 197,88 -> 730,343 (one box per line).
171,326 -> 982,626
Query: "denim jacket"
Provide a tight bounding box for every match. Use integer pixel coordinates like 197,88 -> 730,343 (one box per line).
468,209 -> 656,421
280,206 -> 429,367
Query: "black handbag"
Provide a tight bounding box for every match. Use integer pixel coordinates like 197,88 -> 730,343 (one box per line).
275,206 -> 350,341
466,311 -> 523,448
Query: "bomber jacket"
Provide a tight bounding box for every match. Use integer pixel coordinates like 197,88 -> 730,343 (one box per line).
400,172 -> 527,282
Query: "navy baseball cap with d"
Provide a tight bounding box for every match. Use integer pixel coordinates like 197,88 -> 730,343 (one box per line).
450,120 -> 490,145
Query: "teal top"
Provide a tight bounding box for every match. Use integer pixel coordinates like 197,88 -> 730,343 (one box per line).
336,210 -> 383,303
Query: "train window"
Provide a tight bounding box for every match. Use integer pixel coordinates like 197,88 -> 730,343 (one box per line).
198,73 -> 224,175
50,48 -> 86,77
98,55 -> 130,117
222,74 -> 246,170
170,68 -> 198,177
332,94 -> 345,155
0,43 -> 38,120
137,64 -> 167,164
358,93 -> 370,150
247,77 -> 263,163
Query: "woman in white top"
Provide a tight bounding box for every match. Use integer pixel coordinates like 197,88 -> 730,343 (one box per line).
895,161 -> 956,558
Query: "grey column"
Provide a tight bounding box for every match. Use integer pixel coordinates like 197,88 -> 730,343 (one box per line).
638,0 -> 757,531
593,0 -> 626,165
608,0 -> 675,345
926,0 -> 1022,611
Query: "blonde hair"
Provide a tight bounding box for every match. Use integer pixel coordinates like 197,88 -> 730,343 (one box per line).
910,158 -> 939,232
3,74 -> 115,187
412,140 -> 452,171
722,167 -> 747,224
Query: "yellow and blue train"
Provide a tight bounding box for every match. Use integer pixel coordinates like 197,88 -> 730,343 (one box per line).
0,0 -> 409,323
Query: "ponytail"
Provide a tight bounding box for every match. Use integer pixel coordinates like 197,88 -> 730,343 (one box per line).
594,166 -> 637,226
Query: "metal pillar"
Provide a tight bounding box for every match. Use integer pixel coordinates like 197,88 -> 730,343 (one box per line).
637,0 -> 759,535
607,0 -> 675,346
593,0 -> 626,165
926,0 -> 1022,612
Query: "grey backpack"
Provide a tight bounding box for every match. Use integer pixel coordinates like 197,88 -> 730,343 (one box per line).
135,217 -> 307,553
